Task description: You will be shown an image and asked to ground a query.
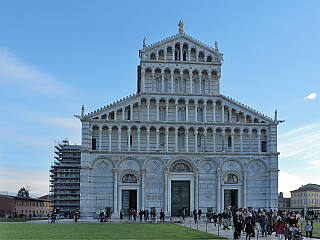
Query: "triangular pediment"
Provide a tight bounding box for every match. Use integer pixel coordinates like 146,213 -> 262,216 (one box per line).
143,32 -> 222,59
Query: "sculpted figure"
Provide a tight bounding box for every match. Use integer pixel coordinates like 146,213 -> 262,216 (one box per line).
178,20 -> 184,33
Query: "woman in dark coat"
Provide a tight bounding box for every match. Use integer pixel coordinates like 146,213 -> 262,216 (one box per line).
233,211 -> 243,239
245,213 -> 255,240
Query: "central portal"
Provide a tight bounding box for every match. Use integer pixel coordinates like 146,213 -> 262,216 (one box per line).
171,181 -> 190,217
224,189 -> 238,210
122,190 -> 137,218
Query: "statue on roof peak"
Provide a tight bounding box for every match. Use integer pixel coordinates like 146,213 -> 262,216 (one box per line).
178,20 -> 184,33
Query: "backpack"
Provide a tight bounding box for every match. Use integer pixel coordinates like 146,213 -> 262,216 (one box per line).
246,217 -> 252,225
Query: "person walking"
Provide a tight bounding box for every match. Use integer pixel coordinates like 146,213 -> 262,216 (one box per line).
245,213 -> 255,240
198,209 -> 202,220
274,217 -> 286,240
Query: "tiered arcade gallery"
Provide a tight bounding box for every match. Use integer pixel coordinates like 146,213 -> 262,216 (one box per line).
78,28 -> 280,219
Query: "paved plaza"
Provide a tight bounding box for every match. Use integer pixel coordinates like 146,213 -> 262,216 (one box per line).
25,216 -> 281,240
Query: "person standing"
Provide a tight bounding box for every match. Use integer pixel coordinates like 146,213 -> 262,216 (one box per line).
198,209 -> 202,220
245,213 -> 254,240
259,211 -> 268,237
119,209 -> 123,220
193,209 -> 198,223
160,208 -> 165,222
139,209 -> 143,221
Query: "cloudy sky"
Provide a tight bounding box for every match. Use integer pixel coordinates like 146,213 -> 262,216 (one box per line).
0,1 -> 320,198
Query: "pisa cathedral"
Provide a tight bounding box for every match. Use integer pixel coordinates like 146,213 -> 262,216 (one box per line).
77,24 -> 281,219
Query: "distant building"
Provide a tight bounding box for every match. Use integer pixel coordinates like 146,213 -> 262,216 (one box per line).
50,139 -> 81,212
278,197 -> 291,209
290,184 -> 320,209
0,194 -> 51,218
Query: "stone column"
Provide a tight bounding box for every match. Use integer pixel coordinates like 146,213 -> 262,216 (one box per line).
195,170 -> 199,210
156,101 -> 159,121
166,102 -> 169,122
221,130 -> 225,152
161,72 -> 164,92
229,108 -> 232,122
213,131 -> 216,152
164,167 -> 169,215
217,75 -> 221,94
156,129 -> 159,151
172,48 -> 175,61
249,131 -> 252,152
175,101 -> 178,121
196,52 -> 199,62
122,107 -> 125,120
231,130 -> 234,152
171,73 -> 174,93
127,128 -> 131,152
216,169 -> 221,213
190,74 -> 193,94
186,102 -> 189,122
141,169 -> 146,210
114,110 -> 117,120
221,104 -> 224,123
118,129 -> 121,151
89,130 -> 92,150
208,74 -> 211,93
152,72 -> 155,92
175,130 -> 178,152
194,130 -> 198,152
99,128 -> 102,151
108,128 -> 112,152
204,103 -> 207,122
204,130 -> 207,152
165,129 -> 169,152
195,103 -> 198,122
112,168 -> 119,216
199,74 -> 202,94
243,170 -> 248,209
188,49 -> 191,61
180,44 -> 183,61
147,100 -> 150,121
244,114 -> 247,124
130,104 -> 133,120
186,130 -> 189,152
240,130 -> 243,152
138,101 -> 141,121
213,103 -> 216,122
137,129 -> 140,151
147,129 -> 150,151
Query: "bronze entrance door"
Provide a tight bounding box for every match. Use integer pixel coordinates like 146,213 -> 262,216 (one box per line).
224,189 -> 238,210
122,190 -> 137,218
171,181 -> 190,217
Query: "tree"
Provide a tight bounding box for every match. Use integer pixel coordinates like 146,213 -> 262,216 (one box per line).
17,187 -> 30,198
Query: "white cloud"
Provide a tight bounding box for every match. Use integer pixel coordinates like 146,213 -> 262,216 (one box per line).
0,167 -> 49,197
279,172 -> 304,197
0,47 -> 70,97
278,122 -> 320,160
304,93 -> 317,100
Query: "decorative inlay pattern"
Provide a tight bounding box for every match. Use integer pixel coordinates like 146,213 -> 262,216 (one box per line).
228,162 -> 235,169
201,161 -> 213,173
250,162 -> 262,172
147,160 -> 161,172
97,160 -> 109,172
126,160 -> 134,168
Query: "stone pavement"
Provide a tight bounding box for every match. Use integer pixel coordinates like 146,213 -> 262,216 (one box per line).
25,216 -> 282,239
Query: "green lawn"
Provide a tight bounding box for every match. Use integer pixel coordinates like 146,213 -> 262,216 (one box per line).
0,218 -> 46,222
0,223 -> 227,239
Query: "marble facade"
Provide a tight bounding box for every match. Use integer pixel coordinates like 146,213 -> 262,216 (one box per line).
77,26 -> 280,219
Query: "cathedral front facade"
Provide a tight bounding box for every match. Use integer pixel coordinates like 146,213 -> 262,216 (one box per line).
77,25 -> 280,219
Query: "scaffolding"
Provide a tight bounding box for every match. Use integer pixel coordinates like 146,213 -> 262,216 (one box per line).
50,139 -> 81,212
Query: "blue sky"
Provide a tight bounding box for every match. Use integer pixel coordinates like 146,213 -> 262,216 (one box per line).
0,1 -> 320,198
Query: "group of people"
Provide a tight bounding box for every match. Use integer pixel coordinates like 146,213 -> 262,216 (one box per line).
204,208 -> 314,240
50,209 -> 79,223
119,208 -> 162,221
